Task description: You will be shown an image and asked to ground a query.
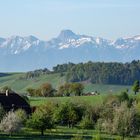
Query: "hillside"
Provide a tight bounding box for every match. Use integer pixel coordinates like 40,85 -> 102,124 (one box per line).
0,72 -> 131,94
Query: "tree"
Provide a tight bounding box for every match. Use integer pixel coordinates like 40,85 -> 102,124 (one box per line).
57,83 -> 84,97
0,110 -> 24,135
26,87 -> 36,96
79,115 -> 94,129
112,102 -> 137,139
53,101 -> 81,128
40,83 -> 54,97
57,83 -> 71,96
15,109 -> 27,125
26,104 -> 54,135
132,80 -> 139,95
118,91 -> 129,102
71,83 -> 84,96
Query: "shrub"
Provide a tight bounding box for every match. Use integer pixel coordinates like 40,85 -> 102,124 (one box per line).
79,115 -> 94,129
0,111 -> 23,135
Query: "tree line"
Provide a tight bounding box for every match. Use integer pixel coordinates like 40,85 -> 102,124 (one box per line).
53,60 -> 140,85
1,79 -> 139,97
26,82 -> 84,97
23,60 -> 140,85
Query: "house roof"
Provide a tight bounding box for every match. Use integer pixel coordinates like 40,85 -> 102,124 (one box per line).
0,92 -> 31,114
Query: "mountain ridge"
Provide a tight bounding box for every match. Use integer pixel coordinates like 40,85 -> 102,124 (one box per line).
0,30 -> 140,72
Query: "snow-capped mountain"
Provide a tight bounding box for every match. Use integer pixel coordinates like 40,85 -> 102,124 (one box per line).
0,30 -> 140,72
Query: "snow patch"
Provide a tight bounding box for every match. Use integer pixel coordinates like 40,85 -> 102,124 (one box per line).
59,44 -> 70,49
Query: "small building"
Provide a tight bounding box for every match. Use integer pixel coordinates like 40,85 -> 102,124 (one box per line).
85,91 -> 100,96
0,91 -> 31,114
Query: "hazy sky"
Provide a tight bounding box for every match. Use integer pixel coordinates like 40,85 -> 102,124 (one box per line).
0,0 -> 140,40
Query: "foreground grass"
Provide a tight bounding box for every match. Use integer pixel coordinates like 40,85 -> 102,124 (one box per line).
0,127 -> 140,140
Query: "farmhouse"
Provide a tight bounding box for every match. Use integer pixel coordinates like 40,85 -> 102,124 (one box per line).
85,91 -> 100,96
0,90 -> 31,114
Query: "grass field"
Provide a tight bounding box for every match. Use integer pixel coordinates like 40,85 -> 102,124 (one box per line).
29,95 -> 105,106
0,73 -> 140,140
0,127 -> 140,140
0,73 -> 66,93
0,72 -> 131,94
29,93 -> 140,107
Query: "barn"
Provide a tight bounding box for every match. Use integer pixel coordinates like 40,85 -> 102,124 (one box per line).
0,90 -> 31,114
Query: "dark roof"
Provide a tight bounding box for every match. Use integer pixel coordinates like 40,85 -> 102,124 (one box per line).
0,92 -> 31,114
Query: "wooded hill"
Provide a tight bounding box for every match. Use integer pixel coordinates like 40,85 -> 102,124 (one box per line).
0,60 -> 140,93
24,60 -> 140,85
53,60 -> 140,85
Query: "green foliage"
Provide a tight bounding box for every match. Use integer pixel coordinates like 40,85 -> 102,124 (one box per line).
97,101 -> 140,138
26,88 -> 36,96
15,109 -> 27,125
96,94 -> 140,138
65,60 -> 140,85
26,103 -> 54,135
0,72 -> 132,94
26,83 -> 54,97
53,101 -> 85,128
118,91 -> 129,102
57,83 -> 72,96
112,102 -> 135,137
132,80 -> 139,95
103,94 -> 120,108
25,68 -> 50,79
57,83 -> 84,96
92,132 -> 101,140
53,62 -> 75,73
79,115 -> 94,129
71,83 -> 84,96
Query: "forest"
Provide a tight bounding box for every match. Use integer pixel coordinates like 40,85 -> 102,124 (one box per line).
53,60 -> 140,85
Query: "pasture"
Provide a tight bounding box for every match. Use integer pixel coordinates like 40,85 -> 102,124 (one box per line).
29,95 -> 105,106
0,72 -> 131,94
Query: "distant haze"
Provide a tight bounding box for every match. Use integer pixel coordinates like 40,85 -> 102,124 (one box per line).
0,0 -> 140,40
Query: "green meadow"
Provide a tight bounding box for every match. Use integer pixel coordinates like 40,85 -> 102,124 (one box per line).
0,73 -> 131,94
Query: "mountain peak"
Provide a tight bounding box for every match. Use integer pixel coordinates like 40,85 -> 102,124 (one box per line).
25,35 -> 38,42
58,29 -> 78,41
134,35 -> 140,40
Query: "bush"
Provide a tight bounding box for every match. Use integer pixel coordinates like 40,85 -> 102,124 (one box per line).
26,103 -> 55,135
118,91 -> 129,103
0,111 -> 23,135
79,115 -> 94,129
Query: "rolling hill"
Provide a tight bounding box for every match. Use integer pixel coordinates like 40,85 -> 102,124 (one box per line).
0,72 -> 131,94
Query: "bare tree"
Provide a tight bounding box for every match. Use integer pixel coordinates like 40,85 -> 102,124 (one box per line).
0,110 -> 24,135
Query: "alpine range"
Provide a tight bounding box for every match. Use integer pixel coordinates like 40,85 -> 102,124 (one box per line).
0,30 -> 140,72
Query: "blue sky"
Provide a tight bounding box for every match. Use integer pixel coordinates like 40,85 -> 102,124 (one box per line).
0,0 -> 140,40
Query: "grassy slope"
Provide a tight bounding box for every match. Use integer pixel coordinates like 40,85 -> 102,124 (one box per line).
0,73 -> 65,93
0,72 -> 131,94
29,95 -> 105,106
